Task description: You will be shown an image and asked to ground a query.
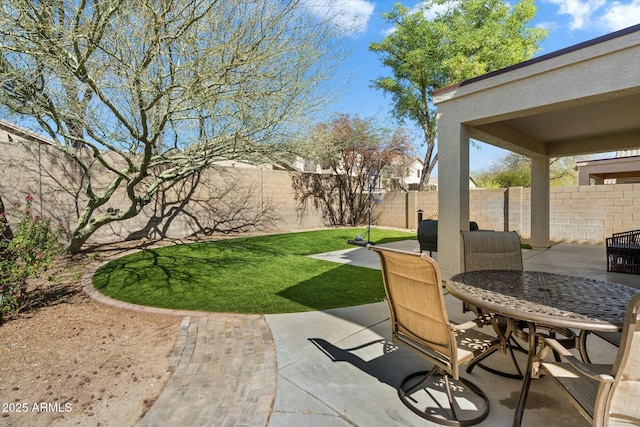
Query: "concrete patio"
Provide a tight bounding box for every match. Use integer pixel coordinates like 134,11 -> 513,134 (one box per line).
266,241 -> 639,426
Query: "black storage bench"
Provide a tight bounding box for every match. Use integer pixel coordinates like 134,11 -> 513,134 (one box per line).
418,219 -> 478,255
606,230 -> 640,274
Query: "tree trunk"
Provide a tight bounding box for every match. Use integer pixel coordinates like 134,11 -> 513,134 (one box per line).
418,122 -> 438,190
65,234 -> 89,254
0,195 -> 13,244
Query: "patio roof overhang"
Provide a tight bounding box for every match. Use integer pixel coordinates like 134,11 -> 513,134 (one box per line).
433,24 -> 640,281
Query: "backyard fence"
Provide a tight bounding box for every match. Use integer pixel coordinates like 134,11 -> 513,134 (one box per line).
2,138 -> 639,247
375,185 -> 640,244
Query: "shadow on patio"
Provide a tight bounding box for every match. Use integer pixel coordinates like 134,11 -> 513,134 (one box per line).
265,240 -> 638,426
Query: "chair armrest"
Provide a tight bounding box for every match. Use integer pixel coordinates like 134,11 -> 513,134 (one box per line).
451,314 -> 494,331
543,337 -> 614,383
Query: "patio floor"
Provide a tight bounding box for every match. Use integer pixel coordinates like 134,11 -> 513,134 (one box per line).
266,241 -> 639,426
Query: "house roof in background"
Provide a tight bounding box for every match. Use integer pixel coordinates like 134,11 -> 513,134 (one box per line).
0,119 -> 54,146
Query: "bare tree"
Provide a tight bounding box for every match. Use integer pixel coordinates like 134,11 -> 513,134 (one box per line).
0,0 -> 345,252
293,114 -> 413,226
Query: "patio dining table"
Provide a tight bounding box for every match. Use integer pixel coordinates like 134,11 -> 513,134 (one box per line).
446,270 -> 638,427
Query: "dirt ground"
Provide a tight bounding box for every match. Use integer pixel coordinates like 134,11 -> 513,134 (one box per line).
0,248 -> 182,427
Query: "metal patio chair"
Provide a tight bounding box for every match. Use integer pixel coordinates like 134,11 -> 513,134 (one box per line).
368,245 -> 500,426
461,230 -> 576,378
461,230 -> 524,272
606,229 -> 640,274
461,230 -> 526,378
539,292 -> 640,426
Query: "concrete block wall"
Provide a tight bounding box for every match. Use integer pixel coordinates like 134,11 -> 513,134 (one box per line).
414,191 -> 439,228
417,191 -> 439,219
402,184 -> 639,244
470,188 -> 507,231
0,140 -> 81,234
260,169 -> 325,231
374,191 -> 409,230
550,184 -> 640,243
507,187 -> 525,236
0,140 -> 325,246
2,138 -> 639,246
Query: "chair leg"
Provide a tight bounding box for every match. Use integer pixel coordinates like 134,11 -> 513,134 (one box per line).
443,374 -> 459,422
398,366 -> 490,427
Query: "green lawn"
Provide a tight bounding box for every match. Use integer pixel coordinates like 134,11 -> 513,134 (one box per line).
92,228 -> 416,314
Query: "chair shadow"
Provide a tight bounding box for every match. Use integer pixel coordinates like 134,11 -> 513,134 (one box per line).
309,337 -> 407,388
308,337 -> 489,422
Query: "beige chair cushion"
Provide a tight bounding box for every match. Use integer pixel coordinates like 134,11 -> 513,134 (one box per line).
462,230 -> 523,271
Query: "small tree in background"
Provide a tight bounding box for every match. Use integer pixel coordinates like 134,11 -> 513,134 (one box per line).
370,0 -> 548,189
473,153 -> 531,188
293,114 -> 414,226
473,153 -> 580,188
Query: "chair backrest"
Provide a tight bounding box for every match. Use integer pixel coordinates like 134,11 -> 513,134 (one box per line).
368,246 -> 456,370
601,292 -> 640,426
462,230 -> 523,271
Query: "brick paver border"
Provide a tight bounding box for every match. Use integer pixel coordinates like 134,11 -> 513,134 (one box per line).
81,259 -> 277,427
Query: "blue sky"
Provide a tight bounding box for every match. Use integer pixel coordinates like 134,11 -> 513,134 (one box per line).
306,0 -> 640,174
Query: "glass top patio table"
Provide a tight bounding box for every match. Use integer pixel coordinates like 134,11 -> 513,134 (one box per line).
447,270 -> 637,332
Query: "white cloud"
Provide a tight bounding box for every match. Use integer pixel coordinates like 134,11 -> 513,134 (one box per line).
380,26 -> 396,37
412,1 -> 458,20
303,0 -> 375,35
545,0 -> 606,29
602,0 -> 640,31
545,0 -> 640,31
536,21 -> 559,32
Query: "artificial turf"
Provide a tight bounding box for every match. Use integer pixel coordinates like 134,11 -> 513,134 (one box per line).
92,228 -> 416,314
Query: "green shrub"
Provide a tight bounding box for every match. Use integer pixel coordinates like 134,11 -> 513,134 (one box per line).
0,195 -> 63,323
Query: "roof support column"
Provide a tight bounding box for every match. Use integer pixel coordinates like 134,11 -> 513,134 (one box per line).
437,117 -> 470,281
530,156 -> 550,249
